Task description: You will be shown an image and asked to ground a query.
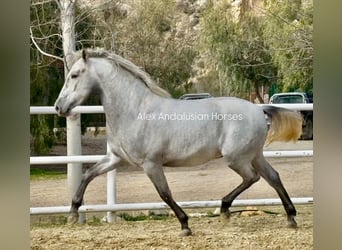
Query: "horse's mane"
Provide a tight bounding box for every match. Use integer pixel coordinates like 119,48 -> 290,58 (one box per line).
72,48 -> 171,98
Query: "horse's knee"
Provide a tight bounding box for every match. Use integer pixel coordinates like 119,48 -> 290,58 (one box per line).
284,201 -> 296,217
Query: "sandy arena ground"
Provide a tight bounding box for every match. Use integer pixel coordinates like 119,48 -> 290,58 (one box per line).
30,136 -> 313,249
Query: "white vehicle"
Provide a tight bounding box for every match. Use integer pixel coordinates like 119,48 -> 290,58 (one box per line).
269,92 -> 312,104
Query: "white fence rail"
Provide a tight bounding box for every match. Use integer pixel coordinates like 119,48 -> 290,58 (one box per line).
30,104 -> 313,218
30,150 -> 313,165
30,197 -> 314,215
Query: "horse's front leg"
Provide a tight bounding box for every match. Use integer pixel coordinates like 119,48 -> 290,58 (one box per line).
143,161 -> 192,236
68,152 -> 122,224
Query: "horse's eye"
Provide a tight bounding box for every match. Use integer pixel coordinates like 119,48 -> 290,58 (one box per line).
71,74 -> 78,79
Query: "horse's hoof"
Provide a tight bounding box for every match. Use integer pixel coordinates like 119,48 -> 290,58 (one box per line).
179,228 -> 192,237
287,216 -> 297,228
67,214 -> 79,224
220,212 -> 230,223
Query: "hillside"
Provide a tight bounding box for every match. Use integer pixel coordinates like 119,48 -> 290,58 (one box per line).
76,0 -> 266,96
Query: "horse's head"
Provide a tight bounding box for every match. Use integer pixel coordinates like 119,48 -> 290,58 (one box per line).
55,50 -> 97,117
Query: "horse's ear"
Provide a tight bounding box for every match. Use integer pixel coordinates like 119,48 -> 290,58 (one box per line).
82,49 -> 88,62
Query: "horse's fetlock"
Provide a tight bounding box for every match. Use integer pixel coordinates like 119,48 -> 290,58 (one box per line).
181,213 -> 188,221
289,206 -> 297,216
221,200 -> 231,210
72,198 -> 83,209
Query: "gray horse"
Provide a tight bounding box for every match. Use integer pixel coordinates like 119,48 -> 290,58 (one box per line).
55,48 -> 302,236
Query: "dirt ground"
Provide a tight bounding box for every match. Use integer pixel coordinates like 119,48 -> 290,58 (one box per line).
31,205 -> 313,249
30,135 -> 313,249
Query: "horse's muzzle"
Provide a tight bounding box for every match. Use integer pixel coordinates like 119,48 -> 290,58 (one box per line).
54,103 -> 71,117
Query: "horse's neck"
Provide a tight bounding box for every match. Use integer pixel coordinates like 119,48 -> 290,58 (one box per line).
99,65 -> 162,127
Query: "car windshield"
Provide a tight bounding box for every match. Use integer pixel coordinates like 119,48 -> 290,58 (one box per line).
272,95 -> 304,103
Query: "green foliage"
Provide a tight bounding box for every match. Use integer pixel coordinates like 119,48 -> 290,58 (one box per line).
119,212 -> 169,221
88,215 -> 102,225
30,1 -> 65,154
30,168 -> 66,181
30,57 -> 66,154
263,0 -> 313,92
30,1 -> 197,154
30,116 -> 55,155
108,0 -> 197,96
30,215 -> 68,227
30,1 -> 106,154
199,1 -> 276,101
30,0 -> 313,155
198,0 -> 313,100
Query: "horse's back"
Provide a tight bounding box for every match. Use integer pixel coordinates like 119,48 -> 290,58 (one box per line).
145,96 -> 267,166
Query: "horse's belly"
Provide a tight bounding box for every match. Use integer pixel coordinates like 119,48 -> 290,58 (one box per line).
163,149 -> 222,167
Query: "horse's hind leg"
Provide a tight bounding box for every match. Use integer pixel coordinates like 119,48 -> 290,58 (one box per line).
68,152 -> 121,224
221,160 -> 260,220
143,161 -> 191,236
252,155 -> 297,228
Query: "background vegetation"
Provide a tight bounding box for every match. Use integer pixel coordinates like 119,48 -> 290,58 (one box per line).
198,0 -> 312,99
30,0 -> 313,154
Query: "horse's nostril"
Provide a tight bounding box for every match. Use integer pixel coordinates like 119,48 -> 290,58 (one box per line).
55,106 -> 59,112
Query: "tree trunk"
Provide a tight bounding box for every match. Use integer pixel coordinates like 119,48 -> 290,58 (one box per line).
254,82 -> 264,104
57,0 -> 76,72
57,0 -> 85,223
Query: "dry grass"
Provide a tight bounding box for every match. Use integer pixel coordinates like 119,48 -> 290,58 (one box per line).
31,205 -> 313,250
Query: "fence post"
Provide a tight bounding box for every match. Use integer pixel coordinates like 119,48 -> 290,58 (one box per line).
106,168 -> 117,222
66,114 -> 86,223
106,131 -> 117,222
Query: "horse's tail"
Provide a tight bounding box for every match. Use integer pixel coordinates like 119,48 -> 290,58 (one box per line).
263,106 -> 303,145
